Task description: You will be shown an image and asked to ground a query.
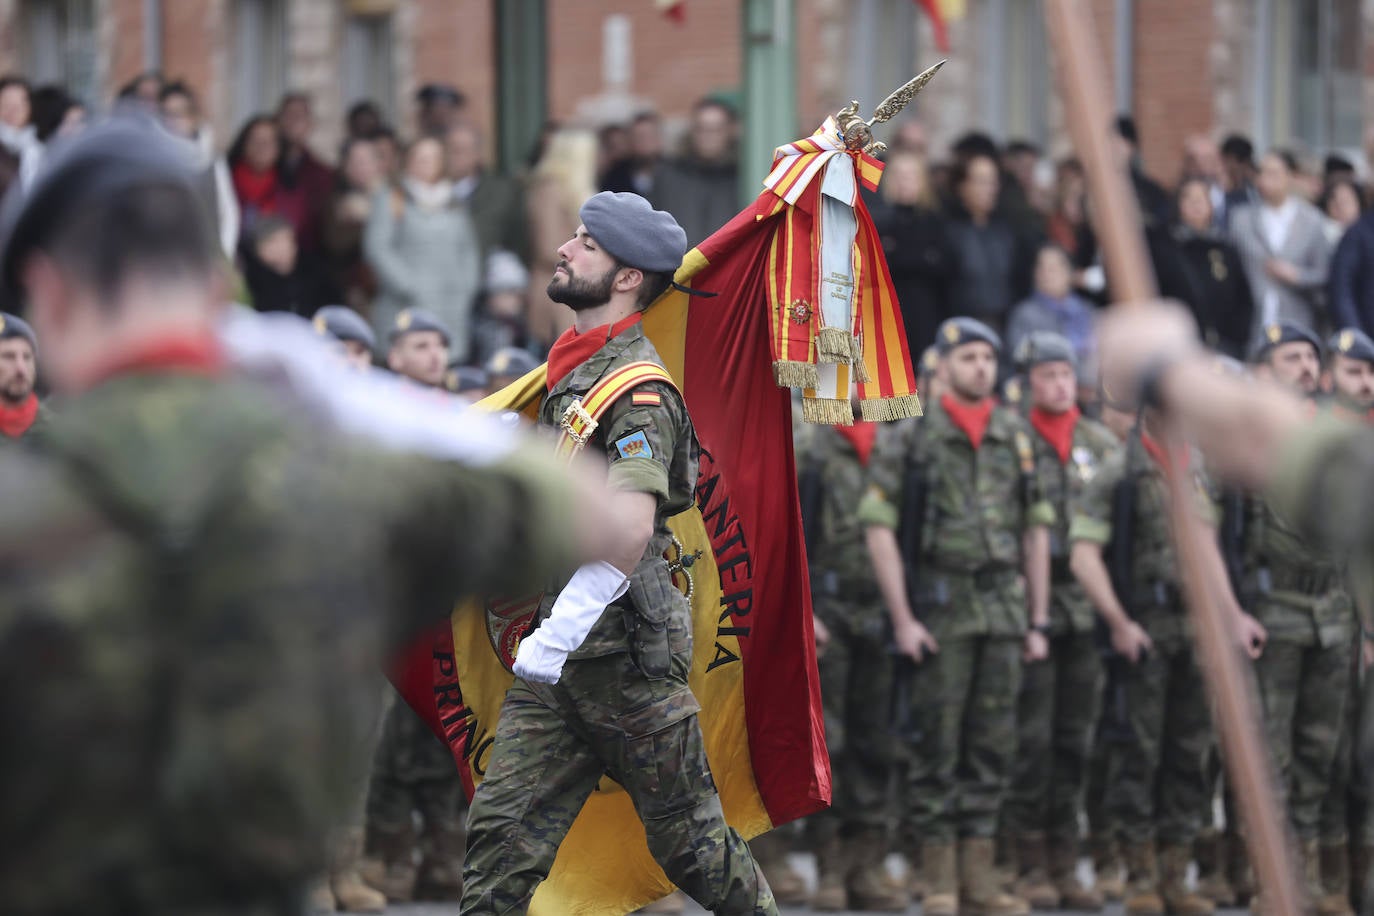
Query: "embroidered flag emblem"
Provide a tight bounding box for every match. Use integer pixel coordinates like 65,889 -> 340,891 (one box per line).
631,391 -> 662,407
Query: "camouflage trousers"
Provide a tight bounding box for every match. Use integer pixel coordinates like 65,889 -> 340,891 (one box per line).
459,649 -> 776,916
807,599 -> 897,843
1104,626 -> 1213,846
1320,638 -> 1372,846
366,696 -> 467,837
1003,628 -> 1105,840
1255,637 -> 1353,841
904,634 -> 1023,841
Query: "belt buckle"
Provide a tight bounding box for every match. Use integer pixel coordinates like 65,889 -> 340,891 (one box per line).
559,398 -> 597,446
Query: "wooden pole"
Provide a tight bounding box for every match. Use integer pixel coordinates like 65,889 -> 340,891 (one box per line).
1043,2 -> 1304,912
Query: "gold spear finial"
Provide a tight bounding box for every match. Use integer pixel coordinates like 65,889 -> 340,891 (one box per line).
835,60 -> 947,155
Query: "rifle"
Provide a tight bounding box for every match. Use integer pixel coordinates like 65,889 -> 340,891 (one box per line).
1217,488 -> 1248,605
1098,421 -> 1145,744
798,456 -> 824,562
889,448 -> 930,739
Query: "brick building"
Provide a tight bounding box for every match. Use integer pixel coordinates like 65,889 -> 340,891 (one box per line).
0,0 -> 1369,184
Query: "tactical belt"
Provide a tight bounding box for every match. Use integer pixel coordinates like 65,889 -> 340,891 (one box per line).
934,563 -> 1019,592
1263,566 -> 1341,596
554,360 -> 677,460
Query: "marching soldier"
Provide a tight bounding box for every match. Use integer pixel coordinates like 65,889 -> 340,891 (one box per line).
862,317 -> 1055,916
313,304 -> 378,371
1325,328 -> 1374,419
459,192 -> 776,915
1002,332 -> 1118,911
797,399 -> 909,913
0,310 -> 50,445
1068,384 -> 1264,916
0,120 -> 630,916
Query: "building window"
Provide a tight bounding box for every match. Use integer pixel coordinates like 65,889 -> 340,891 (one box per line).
234,0 -> 288,122
1268,0 -> 1363,153
982,0 -> 1050,146
22,0 -> 97,105
342,13 -> 395,121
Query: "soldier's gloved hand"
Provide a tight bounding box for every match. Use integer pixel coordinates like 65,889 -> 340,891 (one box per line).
512,561 -> 629,684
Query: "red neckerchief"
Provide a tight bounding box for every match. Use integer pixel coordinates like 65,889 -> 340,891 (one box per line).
836,421 -> 879,466
546,313 -> 642,391
231,162 -> 279,212
75,334 -> 225,391
1140,431 -> 1189,474
941,392 -> 994,450
1029,405 -> 1081,464
0,392 -> 38,438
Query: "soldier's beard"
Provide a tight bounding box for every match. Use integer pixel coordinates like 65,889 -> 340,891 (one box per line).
0,377 -> 31,404
547,263 -> 619,312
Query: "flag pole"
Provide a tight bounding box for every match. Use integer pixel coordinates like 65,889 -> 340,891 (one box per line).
1042,2 -> 1304,913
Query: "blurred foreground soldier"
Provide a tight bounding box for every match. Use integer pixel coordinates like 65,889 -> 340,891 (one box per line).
387,308 -> 450,388
1327,328 -> 1374,417
796,399 -> 908,913
861,317 -> 1055,916
0,121 -> 630,916
0,309 -> 49,444
460,191 -> 776,915
1068,382 -> 1264,916
313,304 -> 376,371
1001,332 -> 1117,911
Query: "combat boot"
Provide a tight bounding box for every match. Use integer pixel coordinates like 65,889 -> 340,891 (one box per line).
1158,843 -> 1214,915
1121,841 -> 1165,916
904,840 -> 928,901
847,827 -> 909,912
1014,833 -> 1061,910
810,834 -> 849,912
329,827 -> 386,913
307,876 -> 336,912
959,837 -> 1030,916
414,819 -> 464,901
358,824 -> 416,903
1193,829 -> 1236,907
750,830 -> 810,906
1048,837 -> 1103,911
996,830 -> 1020,893
1229,832 -> 1256,906
1318,841 -> 1355,916
923,841 -> 960,916
1351,843 -> 1371,912
1089,834 -> 1125,902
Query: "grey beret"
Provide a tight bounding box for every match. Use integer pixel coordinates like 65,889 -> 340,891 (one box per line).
1248,319 -> 1321,363
579,191 -> 688,273
449,366 -> 488,394
1329,327 -> 1374,365
0,311 -> 35,350
1014,331 -> 1077,372
312,305 -> 376,351
935,317 -> 1002,356
917,345 -> 940,378
388,308 -> 451,346
484,346 -> 539,380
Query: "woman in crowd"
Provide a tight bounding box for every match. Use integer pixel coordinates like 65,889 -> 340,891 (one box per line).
872,149 -> 952,355
228,114 -> 286,248
364,135 -> 482,361
1171,176 -> 1254,357
1321,177 -> 1364,245
323,136 -> 385,313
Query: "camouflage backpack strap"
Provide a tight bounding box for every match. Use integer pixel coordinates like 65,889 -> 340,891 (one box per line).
554,360 -> 676,461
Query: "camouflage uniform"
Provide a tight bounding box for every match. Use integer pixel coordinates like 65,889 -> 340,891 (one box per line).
0,370 -> 583,915
1003,415 -> 1117,884
460,322 -> 775,916
1068,437 -> 1215,851
0,399 -> 54,447
858,398 -> 1055,842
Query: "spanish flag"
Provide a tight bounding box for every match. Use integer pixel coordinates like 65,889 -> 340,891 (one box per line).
387,205 -> 834,913
916,0 -> 965,53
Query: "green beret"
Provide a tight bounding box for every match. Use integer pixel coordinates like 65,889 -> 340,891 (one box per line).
1249,319 -> 1321,363
0,311 -> 36,351
579,192 -> 688,273
1013,331 -> 1076,372
388,308 -> 451,346
1329,327 -> 1374,365
935,317 -> 1002,356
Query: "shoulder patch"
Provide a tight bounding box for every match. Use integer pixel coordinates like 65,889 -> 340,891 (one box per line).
614,429 -> 654,459
631,391 -> 662,407
1014,429 -> 1035,473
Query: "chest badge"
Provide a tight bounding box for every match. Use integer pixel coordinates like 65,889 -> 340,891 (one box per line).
1072,445 -> 1096,482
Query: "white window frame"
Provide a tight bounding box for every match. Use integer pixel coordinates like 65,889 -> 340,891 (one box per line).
342,12 -> 396,122
22,0 -> 97,105
233,0 -> 288,123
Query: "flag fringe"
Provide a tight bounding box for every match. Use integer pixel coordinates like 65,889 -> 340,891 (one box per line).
860,393 -> 924,422
852,356 -> 871,385
802,396 -> 854,426
815,327 -> 855,364
774,360 -> 819,389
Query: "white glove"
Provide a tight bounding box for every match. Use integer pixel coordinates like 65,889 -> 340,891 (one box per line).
513,561 -> 629,684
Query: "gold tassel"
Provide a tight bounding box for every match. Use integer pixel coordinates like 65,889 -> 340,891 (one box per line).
803,396 -> 855,425
815,327 -> 854,363
773,360 -> 819,390
852,358 -> 872,385
860,393 -> 924,422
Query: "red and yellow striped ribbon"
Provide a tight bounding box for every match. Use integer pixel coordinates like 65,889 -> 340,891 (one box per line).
553,361 -> 676,460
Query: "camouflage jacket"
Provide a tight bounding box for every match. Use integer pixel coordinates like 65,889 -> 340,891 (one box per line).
1031,415 -> 1119,632
537,320 -> 698,660
0,372 -> 580,915
0,398 -> 54,450
858,399 -> 1056,638
796,424 -> 880,610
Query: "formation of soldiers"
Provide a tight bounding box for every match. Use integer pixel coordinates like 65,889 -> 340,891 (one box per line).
780,316 -> 1374,916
